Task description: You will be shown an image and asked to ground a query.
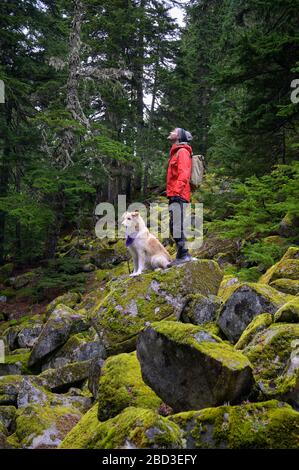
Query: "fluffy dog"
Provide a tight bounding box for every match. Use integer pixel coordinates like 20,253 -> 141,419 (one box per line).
121,210 -> 171,276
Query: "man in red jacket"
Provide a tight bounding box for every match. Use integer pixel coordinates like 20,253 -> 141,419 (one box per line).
166,127 -> 193,264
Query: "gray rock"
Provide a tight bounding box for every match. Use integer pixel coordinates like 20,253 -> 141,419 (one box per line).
17,377 -> 92,413
180,294 -> 222,325
41,329 -> 106,371
217,282 -> 292,343
137,321 -> 254,412
18,324 -> 43,349
17,377 -> 49,408
38,360 -> 92,392
28,305 -> 90,367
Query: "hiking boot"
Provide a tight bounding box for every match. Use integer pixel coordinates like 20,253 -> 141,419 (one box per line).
169,254 -> 196,266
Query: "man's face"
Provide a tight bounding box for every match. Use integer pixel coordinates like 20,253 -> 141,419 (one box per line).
167,129 -> 178,143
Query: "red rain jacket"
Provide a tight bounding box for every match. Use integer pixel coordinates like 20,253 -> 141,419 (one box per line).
166,143 -> 192,203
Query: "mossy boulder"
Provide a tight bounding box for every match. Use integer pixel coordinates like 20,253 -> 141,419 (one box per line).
259,246 -> 299,285
274,298 -> 299,323
217,282 -> 292,343
8,404 -> 82,449
180,293 -> 222,325
3,315 -> 44,351
235,313 -> 274,350
98,351 -> 162,421
38,360 -> 92,392
278,213 -> 299,238
45,292 -> 81,318
8,269 -> 42,290
16,376 -> 92,413
270,279 -> 299,296
95,262 -> 129,284
137,321 -> 254,412
92,260 -> 223,355
0,421 -> 12,448
28,304 -> 90,367
190,233 -> 241,263
41,328 -> 106,371
0,349 -> 31,376
170,400 -> 299,449
217,275 -> 241,301
0,375 -> 23,405
0,315 -> 44,351
89,239 -> 130,269
0,406 -> 16,433
242,323 -> 299,407
59,406 -> 183,449
0,264 -> 14,283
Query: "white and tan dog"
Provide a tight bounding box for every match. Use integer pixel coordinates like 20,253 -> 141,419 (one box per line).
121,210 -> 171,276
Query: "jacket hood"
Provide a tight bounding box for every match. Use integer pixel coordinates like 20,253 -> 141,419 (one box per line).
170,143 -> 193,157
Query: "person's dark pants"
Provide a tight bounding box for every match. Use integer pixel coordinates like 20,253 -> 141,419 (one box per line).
168,196 -> 189,259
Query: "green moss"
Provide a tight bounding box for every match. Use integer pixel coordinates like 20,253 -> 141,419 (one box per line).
274,298 -> 299,323
0,287 -> 15,299
92,260 -> 223,354
10,404 -> 82,448
60,407 -> 183,449
0,263 -> 14,283
263,236 -> 288,247
0,314 -> 46,337
38,360 -> 91,390
46,292 -> 81,317
170,400 -> 299,449
151,321 -> 252,371
243,323 -> 299,384
59,404 -> 99,449
98,351 -> 162,421
197,322 -> 223,337
0,375 -> 23,394
235,313 -> 274,350
270,279 -> 299,296
260,247 -> 299,284
281,246 -> 299,261
3,350 -> 31,374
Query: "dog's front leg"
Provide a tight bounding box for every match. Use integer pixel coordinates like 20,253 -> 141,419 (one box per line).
134,252 -> 145,276
129,249 -> 139,277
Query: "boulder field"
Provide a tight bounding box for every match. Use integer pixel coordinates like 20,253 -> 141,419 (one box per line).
0,245 -> 299,448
